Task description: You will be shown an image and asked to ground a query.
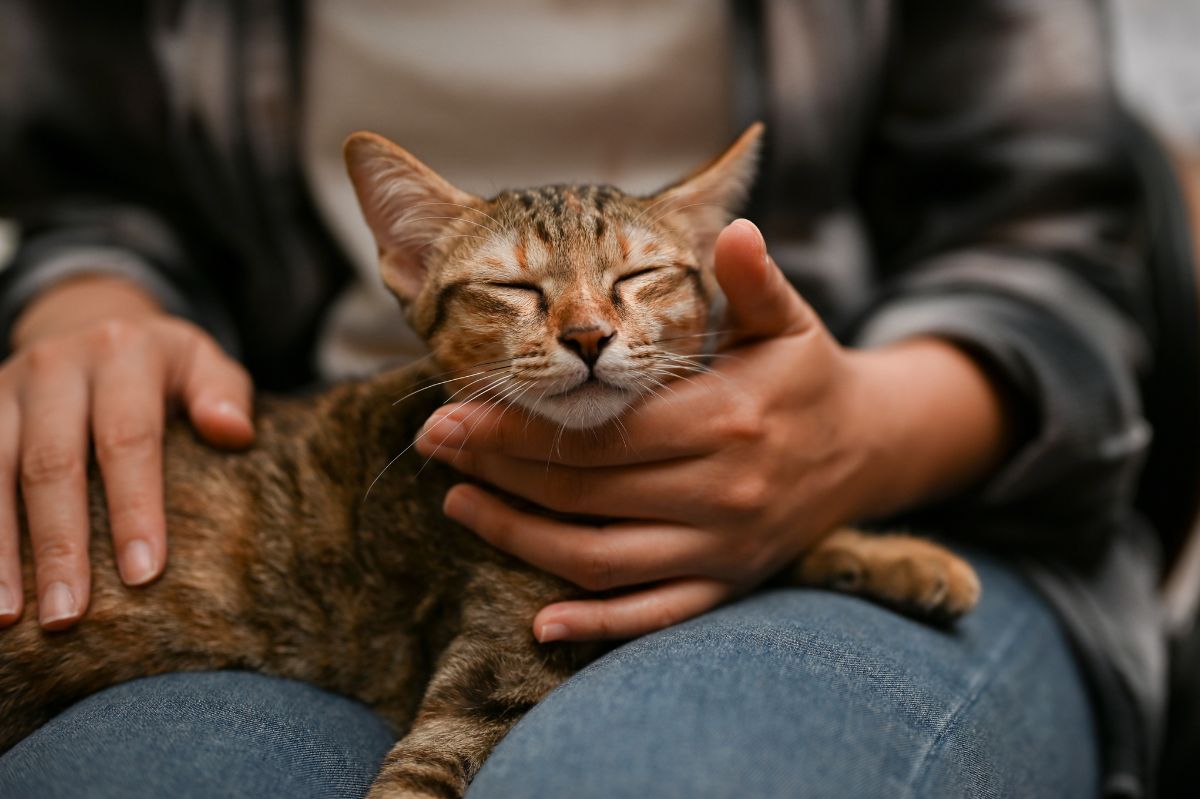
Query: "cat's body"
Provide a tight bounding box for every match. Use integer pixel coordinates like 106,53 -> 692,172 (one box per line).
2,368 -> 601,796
0,125 -> 979,798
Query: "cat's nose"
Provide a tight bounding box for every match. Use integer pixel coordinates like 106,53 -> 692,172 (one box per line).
558,324 -> 616,368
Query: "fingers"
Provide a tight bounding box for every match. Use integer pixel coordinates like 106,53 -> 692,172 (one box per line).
417,394 -> 733,467
716,219 -> 815,341
445,482 -> 737,641
91,335 -> 167,587
18,348 -> 91,629
444,484 -> 720,590
436,449 -> 717,519
532,577 -> 734,642
0,396 -> 22,625
176,333 -> 255,449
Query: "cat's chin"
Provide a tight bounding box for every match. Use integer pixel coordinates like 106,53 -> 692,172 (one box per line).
524,381 -> 636,430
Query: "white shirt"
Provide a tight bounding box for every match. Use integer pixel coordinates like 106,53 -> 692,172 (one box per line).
302,0 -> 733,378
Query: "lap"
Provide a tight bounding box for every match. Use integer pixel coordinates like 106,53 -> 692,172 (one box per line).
469,551 -> 1099,799
0,552 -> 1097,799
0,670 -> 396,799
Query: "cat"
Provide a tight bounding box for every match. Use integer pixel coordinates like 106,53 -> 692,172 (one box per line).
0,123 -> 979,799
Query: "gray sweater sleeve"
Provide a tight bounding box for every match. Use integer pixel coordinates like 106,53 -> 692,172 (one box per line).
0,206 -> 238,358
851,0 -> 1150,546
0,3 -> 239,357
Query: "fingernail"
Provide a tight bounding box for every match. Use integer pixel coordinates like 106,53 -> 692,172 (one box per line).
443,486 -> 477,526
40,581 -> 77,625
421,412 -> 467,449
0,584 -> 16,617
732,218 -> 769,266
537,623 -> 570,643
215,400 -> 251,427
121,539 -> 158,585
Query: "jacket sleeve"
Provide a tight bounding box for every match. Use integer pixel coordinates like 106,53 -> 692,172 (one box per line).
0,2 -> 239,357
852,0 -> 1152,548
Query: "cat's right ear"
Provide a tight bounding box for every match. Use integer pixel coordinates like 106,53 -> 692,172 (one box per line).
344,132 -> 479,303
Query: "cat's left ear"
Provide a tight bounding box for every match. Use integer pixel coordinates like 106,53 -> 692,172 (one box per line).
344,132 -> 481,303
649,122 -> 764,252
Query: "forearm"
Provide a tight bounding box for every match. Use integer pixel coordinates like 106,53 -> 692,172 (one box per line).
848,337 -> 1013,519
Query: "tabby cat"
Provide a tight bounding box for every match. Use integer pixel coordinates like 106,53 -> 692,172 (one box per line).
0,124 -> 979,798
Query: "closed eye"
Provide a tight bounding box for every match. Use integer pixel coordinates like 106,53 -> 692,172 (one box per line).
614,266 -> 666,286
487,281 -> 544,295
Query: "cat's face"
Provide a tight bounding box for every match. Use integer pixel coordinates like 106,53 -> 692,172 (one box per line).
345,125 -> 762,429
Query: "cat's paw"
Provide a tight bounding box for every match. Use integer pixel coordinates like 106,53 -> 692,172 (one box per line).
796,528 -> 981,621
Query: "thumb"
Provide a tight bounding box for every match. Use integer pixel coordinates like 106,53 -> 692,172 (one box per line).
715,219 -> 814,341
175,333 -> 255,449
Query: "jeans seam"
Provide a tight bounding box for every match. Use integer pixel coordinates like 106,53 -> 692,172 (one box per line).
903,605 -> 1038,797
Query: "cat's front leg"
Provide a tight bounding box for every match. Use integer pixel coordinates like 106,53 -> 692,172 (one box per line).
368,632 -> 591,799
368,569 -> 601,799
793,527 -> 981,620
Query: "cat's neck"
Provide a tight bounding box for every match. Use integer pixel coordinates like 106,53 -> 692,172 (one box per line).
311,363 -> 458,507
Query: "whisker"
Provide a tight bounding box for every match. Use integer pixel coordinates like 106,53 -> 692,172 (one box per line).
420,370 -> 511,411
418,233 -> 489,252
363,374 -> 516,502
392,365 -> 513,406
401,216 -> 501,237
630,185 -> 720,228
421,380 -> 534,475
649,330 -> 731,346
397,356 -> 518,389
611,416 -> 632,453
647,201 -> 722,228
403,202 -> 505,233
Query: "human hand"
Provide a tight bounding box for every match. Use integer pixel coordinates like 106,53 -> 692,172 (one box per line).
0,275 -> 254,630
417,221 -> 1008,641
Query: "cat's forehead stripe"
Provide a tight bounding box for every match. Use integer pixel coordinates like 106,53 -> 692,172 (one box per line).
514,238 -> 528,272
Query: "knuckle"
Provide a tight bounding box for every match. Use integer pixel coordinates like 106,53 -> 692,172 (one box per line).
21,444 -> 83,486
88,319 -> 144,355
722,476 -> 768,514
593,611 -> 619,639
33,537 -> 83,566
22,341 -> 65,374
648,598 -> 681,631
575,542 -> 618,591
94,421 -> 159,463
155,314 -> 207,346
106,491 -> 158,532
719,403 -> 765,444
480,502 -> 517,545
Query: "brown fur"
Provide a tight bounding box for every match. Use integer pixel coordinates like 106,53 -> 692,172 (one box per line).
0,125 -> 979,798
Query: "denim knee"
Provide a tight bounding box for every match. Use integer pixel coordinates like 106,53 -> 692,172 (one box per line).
472,565 -> 1098,799
0,670 -> 397,799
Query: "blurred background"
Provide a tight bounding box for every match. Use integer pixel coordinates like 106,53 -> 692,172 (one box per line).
1111,0 -> 1200,643
1113,0 -> 1200,153
1112,0 -> 1200,271
0,1 -> 1195,263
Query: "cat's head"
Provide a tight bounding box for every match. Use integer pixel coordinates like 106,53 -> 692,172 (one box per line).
344,124 -> 762,429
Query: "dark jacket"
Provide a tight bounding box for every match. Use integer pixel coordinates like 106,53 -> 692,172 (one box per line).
0,2 -> 1166,796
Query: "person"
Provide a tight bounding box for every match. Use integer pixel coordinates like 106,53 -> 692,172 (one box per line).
0,2 -> 1165,797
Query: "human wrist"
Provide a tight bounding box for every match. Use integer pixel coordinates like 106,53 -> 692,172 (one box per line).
845,337 -> 1012,518
12,274 -> 165,350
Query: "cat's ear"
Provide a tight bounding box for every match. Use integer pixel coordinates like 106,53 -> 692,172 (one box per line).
344,132 -> 480,303
649,122 -> 764,251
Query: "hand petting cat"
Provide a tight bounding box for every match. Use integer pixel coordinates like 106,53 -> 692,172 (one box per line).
416,219 -> 1012,641
0,275 -> 254,630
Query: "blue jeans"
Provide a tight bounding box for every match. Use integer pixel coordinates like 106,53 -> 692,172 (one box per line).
0,552 -> 1098,798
